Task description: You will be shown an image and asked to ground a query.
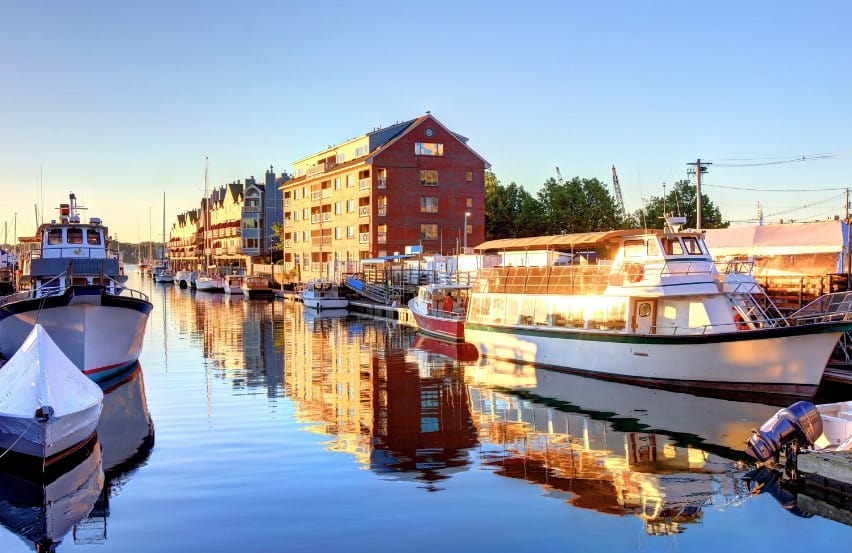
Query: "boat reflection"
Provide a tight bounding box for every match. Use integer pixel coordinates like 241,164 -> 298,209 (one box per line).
73,364 -> 155,545
412,334 -> 479,363
466,360 -> 785,535
0,436 -> 103,552
284,320 -> 476,490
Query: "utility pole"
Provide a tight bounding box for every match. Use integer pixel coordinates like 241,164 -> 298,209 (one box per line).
686,159 -> 710,230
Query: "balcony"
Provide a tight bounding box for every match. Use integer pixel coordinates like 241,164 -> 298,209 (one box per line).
311,214 -> 320,224
283,198 -> 291,207
358,206 -> 370,217
359,232 -> 369,244
284,239 -> 292,248
322,212 -> 332,222
311,191 -> 321,201
359,178 -> 370,190
377,176 -> 386,189
377,206 -> 386,217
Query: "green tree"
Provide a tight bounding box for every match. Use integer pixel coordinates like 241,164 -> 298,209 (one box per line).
484,171 -> 544,239
634,179 -> 729,229
537,176 -> 621,234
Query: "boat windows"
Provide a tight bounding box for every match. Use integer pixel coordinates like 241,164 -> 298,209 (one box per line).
48,229 -> 63,245
638,303 -> 652,317
87,229 -> 101,245
682,237 -> 703,255
661,238 -> 684,256
623,239 -> 646,257
67,228 -> 83,244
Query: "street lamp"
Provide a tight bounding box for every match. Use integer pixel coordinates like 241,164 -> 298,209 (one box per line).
463,211 -> 471,253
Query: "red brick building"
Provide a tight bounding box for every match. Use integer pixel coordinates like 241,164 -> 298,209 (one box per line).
282,113 -> 489,280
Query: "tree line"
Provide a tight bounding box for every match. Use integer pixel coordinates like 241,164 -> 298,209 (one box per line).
484,170 -> 728,241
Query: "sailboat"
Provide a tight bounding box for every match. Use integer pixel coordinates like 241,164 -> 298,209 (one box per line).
195,158 -> 224,293
152,193 -> 174,283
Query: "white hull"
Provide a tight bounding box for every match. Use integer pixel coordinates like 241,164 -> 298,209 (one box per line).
302,297 -> 349,310
0,291 -> 150,382
195,277 -> 224,292
465,324 -> 839,393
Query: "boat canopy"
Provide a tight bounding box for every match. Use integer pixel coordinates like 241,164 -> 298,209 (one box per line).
473,230 -> 632,252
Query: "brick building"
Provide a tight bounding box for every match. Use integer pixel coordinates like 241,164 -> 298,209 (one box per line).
282,113 -> 489,281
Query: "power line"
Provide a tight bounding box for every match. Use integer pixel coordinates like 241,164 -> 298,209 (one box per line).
704,183 -> 848,192
713,152 -> 840,167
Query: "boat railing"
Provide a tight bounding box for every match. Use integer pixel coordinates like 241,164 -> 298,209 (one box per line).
788,290 -> 852,323
714,260 -> 755,275
475,265 -> 611,295
0,272 -> 149,305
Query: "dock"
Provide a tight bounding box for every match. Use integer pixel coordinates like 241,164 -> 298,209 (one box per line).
796,451 -> 852,525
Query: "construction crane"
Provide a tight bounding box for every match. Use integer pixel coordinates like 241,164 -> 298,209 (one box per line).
610,165 -> 626,217
555,166 -> 564,184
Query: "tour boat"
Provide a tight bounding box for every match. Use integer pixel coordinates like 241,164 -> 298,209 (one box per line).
301,278 -> 348,310
408,283 -> 471,342
223,274 -> 244,295
464,216 -> 852,397
0,324 -> 103,461
0,193 -> 153,382
241,275 -> 273,300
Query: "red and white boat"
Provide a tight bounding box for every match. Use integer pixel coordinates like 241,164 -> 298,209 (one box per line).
408,283 -> 471,342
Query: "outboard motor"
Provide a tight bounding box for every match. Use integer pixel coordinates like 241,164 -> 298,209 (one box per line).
745,401 -> 823,462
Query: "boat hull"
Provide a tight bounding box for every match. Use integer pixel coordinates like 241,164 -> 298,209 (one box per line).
464,322 -> 845,396
302,297 -> 349,310
408,299 -> 465,342
195,277 -> 224,292
0,286 -> 152,382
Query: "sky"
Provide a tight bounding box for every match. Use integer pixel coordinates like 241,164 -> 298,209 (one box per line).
2,1 -> 851,244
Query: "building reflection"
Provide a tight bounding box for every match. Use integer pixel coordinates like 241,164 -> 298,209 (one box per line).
163,286 -> 286,397
465,360 -> 782,535
284,311 -> 477,490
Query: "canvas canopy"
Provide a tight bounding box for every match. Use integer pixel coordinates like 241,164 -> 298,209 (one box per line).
704,221 -> 848,257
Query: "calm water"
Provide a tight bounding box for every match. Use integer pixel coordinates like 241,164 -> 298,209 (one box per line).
0,270 -> 849,552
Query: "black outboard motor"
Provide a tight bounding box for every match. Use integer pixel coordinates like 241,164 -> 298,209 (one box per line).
745,401 -> 823,462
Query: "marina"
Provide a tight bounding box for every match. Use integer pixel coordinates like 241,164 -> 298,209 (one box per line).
0,270 -> 847,551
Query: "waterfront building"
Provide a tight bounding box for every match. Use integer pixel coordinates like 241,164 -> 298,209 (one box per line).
168,167 -> 287,272
281,113 -> 489,282
241,166 -> 288,263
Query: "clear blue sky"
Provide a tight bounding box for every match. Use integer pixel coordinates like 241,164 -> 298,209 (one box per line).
2,1 -> 850,243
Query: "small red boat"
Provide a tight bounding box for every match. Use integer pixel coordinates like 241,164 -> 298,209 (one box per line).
407,283 -> 471,342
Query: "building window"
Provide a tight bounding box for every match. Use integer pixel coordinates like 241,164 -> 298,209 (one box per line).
303,208 -> 309,220
294,189 -> 300,200
420,197 -> 439,213
335,227 -> 343,240
355,145 -> 369,157
346,199 -> 355,213
415,142 -> 443,156
334,202 -> 342,215
346,175 -> 355,187
420,224 -> 438,240
420,170 -> 438,186
336,153 -> 345,164
466,171 -> 473,182
334,177 -> 341,190
466,197 -> 473,208
347,225 -> 355,238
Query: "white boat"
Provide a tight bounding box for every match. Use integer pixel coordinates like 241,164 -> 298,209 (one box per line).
241,275 -> 273,300
0,324 -> 103,460
0,193 -> 153,382
464,216 -> 852,397
174,269 -> 196,288
195,272 -> 224,292
223,274 -> 244,295
407,282 -> 470,342
300,278 -> 348,310
153,268 -> 175,283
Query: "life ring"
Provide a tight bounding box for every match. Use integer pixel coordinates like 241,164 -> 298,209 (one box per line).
734,312 -> 749,331
624,264 -> 644,283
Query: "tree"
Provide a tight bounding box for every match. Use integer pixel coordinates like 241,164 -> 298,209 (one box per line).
633,179 -> 729,229
484,171 -> 544,239
537,176 -> 621,234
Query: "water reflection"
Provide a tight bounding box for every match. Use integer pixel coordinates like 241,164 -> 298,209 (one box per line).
74,364 -> 154,545
0,437 -> 103,552
465,360 -> 785,535
283,310 -> 478,490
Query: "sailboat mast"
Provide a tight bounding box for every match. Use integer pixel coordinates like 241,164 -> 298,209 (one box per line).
204,156 -> 210,270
